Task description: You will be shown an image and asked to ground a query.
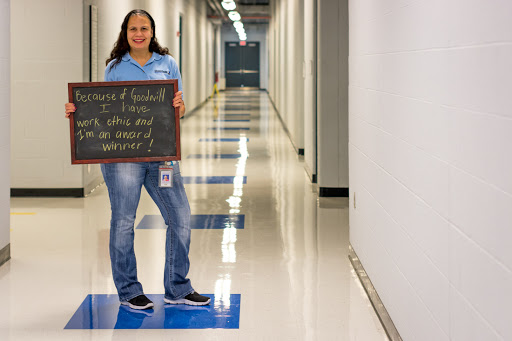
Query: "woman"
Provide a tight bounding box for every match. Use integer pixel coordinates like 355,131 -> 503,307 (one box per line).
65,9 -> 210,310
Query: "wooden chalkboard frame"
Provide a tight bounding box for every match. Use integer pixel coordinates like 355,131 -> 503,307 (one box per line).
68,80 -> 180,164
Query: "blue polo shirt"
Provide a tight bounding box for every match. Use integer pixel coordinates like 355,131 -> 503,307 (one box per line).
104,52 -> 183,98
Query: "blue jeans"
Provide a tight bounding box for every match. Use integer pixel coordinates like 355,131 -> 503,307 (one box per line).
101,162 -> 194,302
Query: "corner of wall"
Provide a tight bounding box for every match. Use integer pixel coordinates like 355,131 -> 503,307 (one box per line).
1,0 -> 10,264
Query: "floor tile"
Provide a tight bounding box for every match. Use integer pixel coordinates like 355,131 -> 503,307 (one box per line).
187,154 -> 242,159
65,294 -> 240,329
136,214 -> 245,229
183,176 -> 247,184
207,127 -> 250,131
213,120 -> 251,122
199,138 -> 250,142
4,90 -> 388,340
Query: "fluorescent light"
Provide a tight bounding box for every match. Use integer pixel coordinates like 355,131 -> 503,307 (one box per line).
233,21 -> 244,30
221,1 -> 236,11
228,11 -> 241,21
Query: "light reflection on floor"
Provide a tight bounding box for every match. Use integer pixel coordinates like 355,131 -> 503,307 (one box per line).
136,214 -> 245,230
183,176 -> 247,184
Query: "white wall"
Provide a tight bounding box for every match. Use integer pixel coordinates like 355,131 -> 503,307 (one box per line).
271,0 -> 348,192
220,23 -> 268,90
269,0 -> 304,153
349,1 -> 512,340
303,0 -> 317,180
0,0 -> 10,257
11,0 -> 215,192
179,0 -> 214,107
214,26 -> 221,82
11,0 -> 84,189
316,0 -> 349,191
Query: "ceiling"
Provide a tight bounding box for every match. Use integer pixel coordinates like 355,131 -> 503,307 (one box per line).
238,0 -> 269,4
207,0 -> 270,24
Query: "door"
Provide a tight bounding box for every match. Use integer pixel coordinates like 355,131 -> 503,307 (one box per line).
225,42 -> 260,88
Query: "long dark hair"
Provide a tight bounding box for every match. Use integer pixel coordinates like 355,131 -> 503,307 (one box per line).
106,9 -> 169,69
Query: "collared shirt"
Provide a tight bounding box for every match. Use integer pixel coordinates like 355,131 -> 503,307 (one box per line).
104,52 -> 183,99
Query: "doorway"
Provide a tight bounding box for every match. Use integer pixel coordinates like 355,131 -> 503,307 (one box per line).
225,42 -> 260,88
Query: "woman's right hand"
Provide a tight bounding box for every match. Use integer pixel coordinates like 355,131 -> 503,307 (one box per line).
65,103 -> 76,118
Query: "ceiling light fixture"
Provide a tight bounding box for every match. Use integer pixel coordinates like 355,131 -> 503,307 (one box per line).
228,11 -> 241,22
223,3 -> 246,43
233,20 -> 244,30
221,1 -> 236,11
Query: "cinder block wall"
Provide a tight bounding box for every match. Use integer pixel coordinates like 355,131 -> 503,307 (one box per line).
349,1 -> 512,340
10,0 -> 84,189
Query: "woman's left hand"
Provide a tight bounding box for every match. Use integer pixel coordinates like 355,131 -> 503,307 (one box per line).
173,91 -> 186,118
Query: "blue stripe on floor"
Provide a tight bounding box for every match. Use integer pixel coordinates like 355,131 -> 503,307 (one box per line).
224,107 -> 259,110
136,214 -> 245,229
208,127 -> 250,130
199,138 -> 250,142
220,113 -> 251,116
187,154 -> 242,159
64,294 -> 240,329
183,176 -> 247,184
213,119 -> 250,122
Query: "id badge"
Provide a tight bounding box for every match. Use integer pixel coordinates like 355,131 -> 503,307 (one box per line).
159,164 -> 173,188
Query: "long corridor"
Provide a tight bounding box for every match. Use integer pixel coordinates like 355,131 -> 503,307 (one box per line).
3,90 -> 387,340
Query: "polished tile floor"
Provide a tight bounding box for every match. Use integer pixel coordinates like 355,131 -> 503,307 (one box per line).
2,90 -> 388,340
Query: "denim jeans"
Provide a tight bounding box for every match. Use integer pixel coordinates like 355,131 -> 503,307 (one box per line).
101,161 -> 194,302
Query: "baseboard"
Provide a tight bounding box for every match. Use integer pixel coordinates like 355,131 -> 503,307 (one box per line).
348,245 -> 403,341
84,175 -> 104,197
0,244 -> 10,267
304,164 -> 317,184
319,187 -> 348,197
11,188 -> 84,197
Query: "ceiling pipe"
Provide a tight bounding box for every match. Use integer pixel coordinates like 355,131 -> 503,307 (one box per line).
207,0 -> 227,19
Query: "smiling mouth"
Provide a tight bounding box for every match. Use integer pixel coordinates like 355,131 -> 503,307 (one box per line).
133,39 -> 145,43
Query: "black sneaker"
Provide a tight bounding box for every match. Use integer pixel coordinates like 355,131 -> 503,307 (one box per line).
121,295 -> 154,310
164,292 -> 211,306
119,304 -> 154,317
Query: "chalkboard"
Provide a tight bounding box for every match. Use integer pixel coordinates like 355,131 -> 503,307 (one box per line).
68,80 -> 180,164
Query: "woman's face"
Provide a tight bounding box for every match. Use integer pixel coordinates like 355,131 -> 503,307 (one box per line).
126,15 -> 153,53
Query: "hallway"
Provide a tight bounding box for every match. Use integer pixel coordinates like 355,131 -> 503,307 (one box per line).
2,90 -> 387,340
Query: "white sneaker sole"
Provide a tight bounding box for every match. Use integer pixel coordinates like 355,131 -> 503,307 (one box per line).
120,301 -> 154,310
164,297 -> 211,306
